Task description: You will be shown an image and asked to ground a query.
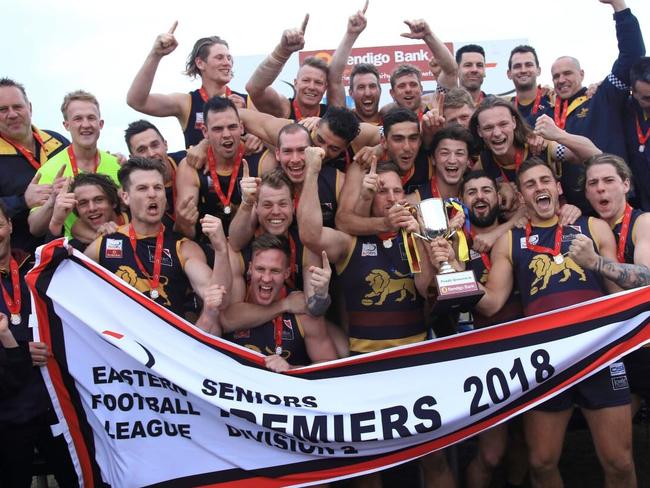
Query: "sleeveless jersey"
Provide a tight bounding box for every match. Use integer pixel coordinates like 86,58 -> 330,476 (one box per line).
478,144 -> 553,185
510,93 -> 554,128
197,149 -> 263,236
402,148 -> 433,195
98,227 -> 191,316
184,88 -> 249,148
510,216 -> 606,316
225,312 -> 310,366
313,165 -> 341,229
337,234 -> 426,354
288,97 -> 327,122
612,207 -> 643,264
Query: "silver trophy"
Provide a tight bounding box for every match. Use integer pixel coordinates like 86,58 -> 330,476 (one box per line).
414,198 -> 455,274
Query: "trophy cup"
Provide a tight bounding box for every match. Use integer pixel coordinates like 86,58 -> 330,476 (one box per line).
414,198 -> 484,312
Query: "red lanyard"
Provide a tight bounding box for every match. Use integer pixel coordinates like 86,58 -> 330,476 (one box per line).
287,235 -> 297,288
199,86 -> 232,102
0,257 -> 22,325
377,231 -> 398,249
292,99 -> 319,121
497,147 -> 524,183
67,146 -> 99,176
616,204 -> 633,263
515,86 -> 542,115
554,98 -> 569,130
400,166 -> 415,187
417,109 -> 424,123
525,222 -> 563,260
0,130 -> 45,170
469,226 -> 491,271
429,175 -> 441,198
635,114 -> 649,152
128,223 -> 165,299
273,287 -> 288,355
207,144 -> 244,214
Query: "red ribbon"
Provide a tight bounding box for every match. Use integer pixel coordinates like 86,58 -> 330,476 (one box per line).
128,223 -> 165,297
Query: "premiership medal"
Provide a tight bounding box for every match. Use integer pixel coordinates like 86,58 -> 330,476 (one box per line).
383,239 -> 393,249
128,223 -> 165,301
640,145 -> 646,153
635,115 -> 649,155
10,313 -> 21,325
275,346 -> 283,356
223,205 -> 231,215
0,257 -> 22,326
150,289 -> 159,299
553,254 -> 564,265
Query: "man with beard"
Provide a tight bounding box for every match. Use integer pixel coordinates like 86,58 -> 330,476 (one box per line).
456,44 -> 489,105
430,171 -> 526,488
0,78 -> 68,255
48,173 -> 128,251
0,201 -> 77,487
85,157 -> 231,318
246,15 -> 330,121
219,233 -> 338,372
473,158 -> 636,488
126,23 -> 249,148
470,97 -> 601,213
28,90 -> 120,239
569,154 -> 650,415
507,45 -> 554,128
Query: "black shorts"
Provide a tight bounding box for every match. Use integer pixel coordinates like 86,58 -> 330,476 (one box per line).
624,347 -> 650,400
535,361 -> 630,412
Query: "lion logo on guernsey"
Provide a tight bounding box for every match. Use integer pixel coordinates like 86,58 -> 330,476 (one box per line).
362,269 -> 417,306
115,265 -> 171,305
529,255 -> 587,295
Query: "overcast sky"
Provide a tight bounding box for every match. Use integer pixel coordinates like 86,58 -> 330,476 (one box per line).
2,0 -> 649,153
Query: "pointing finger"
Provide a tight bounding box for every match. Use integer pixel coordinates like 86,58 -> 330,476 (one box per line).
361,0 -> 369,14
242,158 -> 249,178
369,157 -> 377,175
168,21 -> 178,34
300,13 -> 310,33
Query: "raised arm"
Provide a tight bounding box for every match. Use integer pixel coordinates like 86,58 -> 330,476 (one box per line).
602,0 -> 645,85
297,147 -> 353,261
173,160 -> 200,238
245,15 -> 310,118
126,22 -> 189,122
401,19 -> 458,90
475,233 -> 515,317
327,2 -> 368,108
239,109 -> 292,146
534,114 -> 601,164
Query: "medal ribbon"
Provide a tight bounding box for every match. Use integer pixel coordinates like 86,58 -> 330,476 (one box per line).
635,114 -> 650,150
429,175 -> 441,198
67,146 -> 99,176
515,86 -> 543,115
273,287 -> 288,355
497,147 -> 525,184
199,86 -> 232,102
468,225 -> 491,271
616,203 -> 633,264
400,166 -> 415,187
0,129 -> 45,170
554,98 -> 569,130
0,257 -> 21,319
207,144 -> 244,211
525,222 -> 563,258
292,99 -> 319,121
402,229 -> 422,274
128,223 -> 165,297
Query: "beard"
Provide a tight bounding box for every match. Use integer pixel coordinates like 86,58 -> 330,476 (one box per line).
469,204 -> 499,228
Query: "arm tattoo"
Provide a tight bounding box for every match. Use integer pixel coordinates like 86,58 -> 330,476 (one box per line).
307,294 -> 332,317
595,256 -> 650,289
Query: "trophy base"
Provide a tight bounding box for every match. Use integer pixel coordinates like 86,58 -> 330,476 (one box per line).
431,270 -> 484,314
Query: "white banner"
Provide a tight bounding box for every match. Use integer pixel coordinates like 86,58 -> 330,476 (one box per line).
27,241 -> 650,487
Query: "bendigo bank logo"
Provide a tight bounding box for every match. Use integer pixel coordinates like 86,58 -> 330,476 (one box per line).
529,255 -> 587,296
101,330 -> 156,368
361,268 -> 417,306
